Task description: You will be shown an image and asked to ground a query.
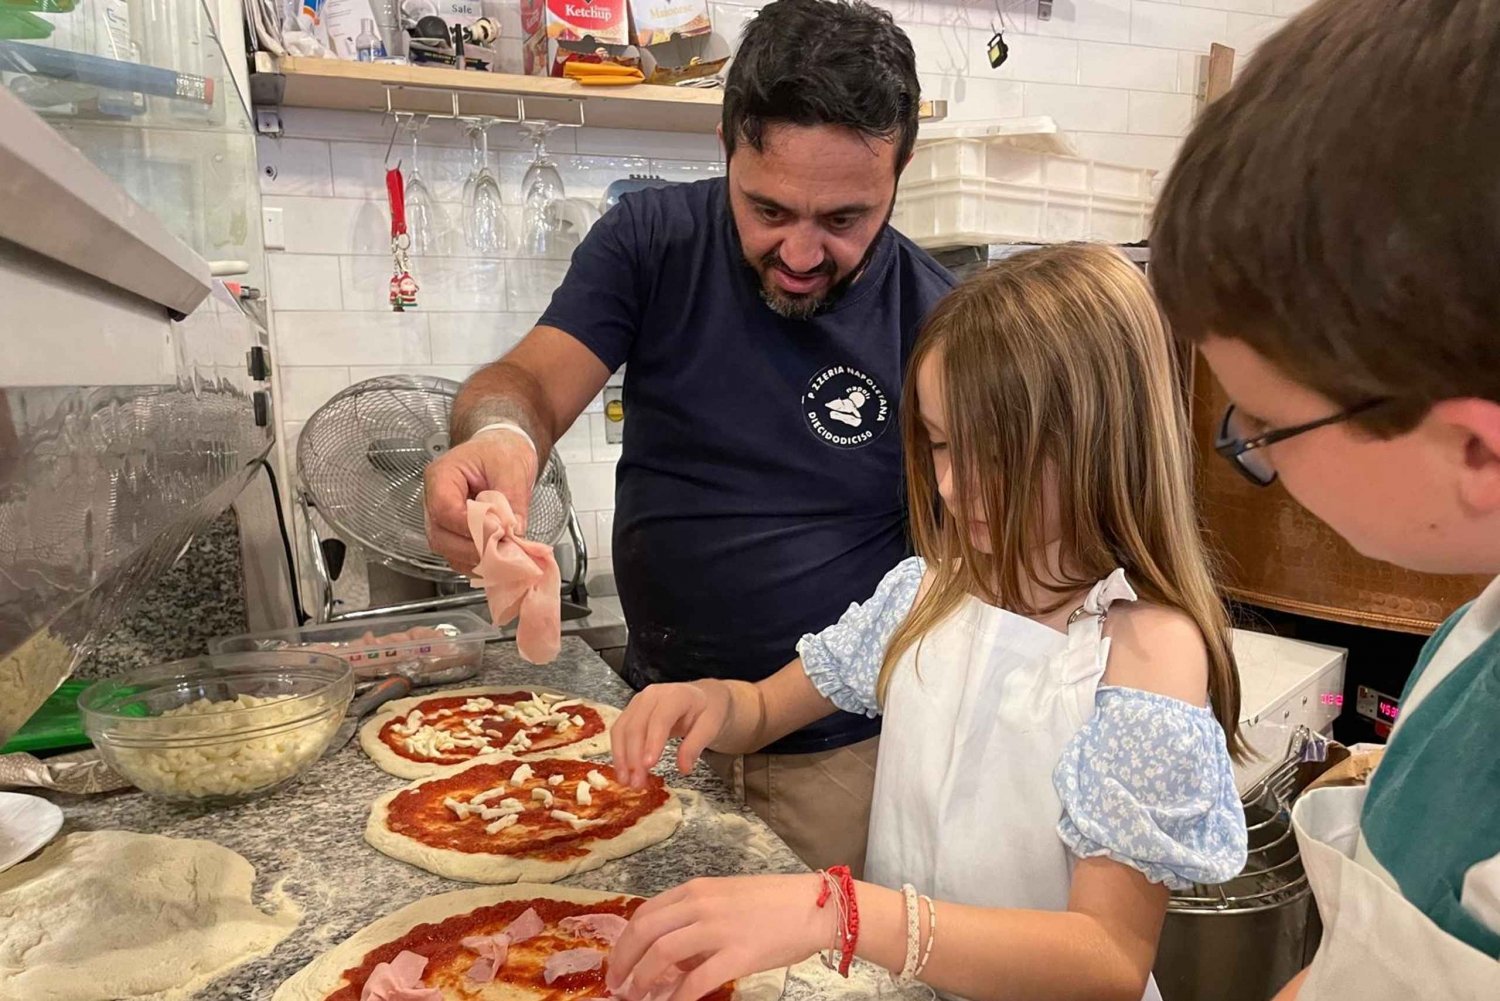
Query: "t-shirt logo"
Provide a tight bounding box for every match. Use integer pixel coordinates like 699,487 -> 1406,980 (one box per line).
802,365 -> 891,449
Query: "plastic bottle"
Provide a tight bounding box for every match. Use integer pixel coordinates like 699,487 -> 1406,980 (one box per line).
355,16 -> 379,60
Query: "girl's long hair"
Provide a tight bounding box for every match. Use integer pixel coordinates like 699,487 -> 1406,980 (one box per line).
879,244 -> 1244,758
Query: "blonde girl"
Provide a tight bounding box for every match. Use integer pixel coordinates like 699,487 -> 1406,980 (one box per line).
606,244 -> 1248,1001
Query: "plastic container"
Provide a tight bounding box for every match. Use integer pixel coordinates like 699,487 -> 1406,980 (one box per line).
894,136 -> 1156,250
209,610 -> 499,683
0,680 -> 91,755
78,652 -> 354,805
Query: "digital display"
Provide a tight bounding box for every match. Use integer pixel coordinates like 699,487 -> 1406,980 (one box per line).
1320,692 -> 1344,707
1356,685 -> 1401,725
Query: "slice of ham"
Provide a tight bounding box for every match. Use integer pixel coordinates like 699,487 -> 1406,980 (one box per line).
360,950 -> 443,1001
465,490 -> 561,664
513,536 -> 561,664
465,957 -> 497,985
460,933 -> 511,984
503,906 -> 546,944
543,947 -> 606,984
558,912 -> 629,946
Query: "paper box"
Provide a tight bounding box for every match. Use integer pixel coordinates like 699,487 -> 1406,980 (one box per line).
521,0 -> 724,78
628,0 -> 710,47
637,29 -> 730,85
520,0 -> 631,75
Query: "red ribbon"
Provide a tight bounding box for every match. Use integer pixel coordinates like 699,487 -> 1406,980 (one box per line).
386,166 -> 408,239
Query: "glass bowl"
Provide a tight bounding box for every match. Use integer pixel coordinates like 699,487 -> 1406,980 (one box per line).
78,652 -> 354,805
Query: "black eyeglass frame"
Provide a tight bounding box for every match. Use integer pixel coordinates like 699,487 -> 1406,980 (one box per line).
1214,399 -> 1390,486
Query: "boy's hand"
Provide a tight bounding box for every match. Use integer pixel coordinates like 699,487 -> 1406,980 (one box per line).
610,682 -> 732,788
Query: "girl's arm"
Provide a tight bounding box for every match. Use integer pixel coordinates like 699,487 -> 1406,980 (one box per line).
611,557 -> 925,788
853,857 -> 1168,1001
610,664 -> 836,788
605,857 -> 1167,1001
700,662 -> 840,755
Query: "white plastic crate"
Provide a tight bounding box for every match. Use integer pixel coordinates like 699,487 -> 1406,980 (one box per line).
895,136 -> 1157,250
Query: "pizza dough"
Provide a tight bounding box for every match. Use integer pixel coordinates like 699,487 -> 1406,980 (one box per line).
360,687 -> 620,780
365,757 -> 683,883
0,830 -> 300,1001
272,884 -> 787,1001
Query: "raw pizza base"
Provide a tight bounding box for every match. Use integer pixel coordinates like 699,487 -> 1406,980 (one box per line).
359,686 -> 621,780
365,757 -> 684,883
271,883 -> 787,1001
0,830 -> 300,1001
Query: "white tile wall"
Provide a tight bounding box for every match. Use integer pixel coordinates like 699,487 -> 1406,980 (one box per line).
260,0 -> 1307,585
1076,41 -> 1178,92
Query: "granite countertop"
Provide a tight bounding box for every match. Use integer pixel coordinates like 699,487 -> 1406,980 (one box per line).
47,637 -> 917,1000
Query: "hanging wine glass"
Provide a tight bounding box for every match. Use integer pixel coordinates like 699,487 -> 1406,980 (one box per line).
404,117 -> 449,255
462,118 -> 507,254
520,120 -> 567,258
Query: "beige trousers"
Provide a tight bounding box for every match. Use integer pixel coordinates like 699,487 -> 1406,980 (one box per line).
704,736 -> 879,878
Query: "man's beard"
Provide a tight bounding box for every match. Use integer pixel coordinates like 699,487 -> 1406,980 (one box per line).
750,206 -> 895,320
758,254 -> 846,320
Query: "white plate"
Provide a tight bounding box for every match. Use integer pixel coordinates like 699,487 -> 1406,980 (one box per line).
0,791 -> 64,873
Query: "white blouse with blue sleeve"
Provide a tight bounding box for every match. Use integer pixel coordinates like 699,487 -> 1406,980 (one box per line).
796,556 -> 926,718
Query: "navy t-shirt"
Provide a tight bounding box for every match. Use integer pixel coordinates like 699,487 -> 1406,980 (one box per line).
540,177 -> 954,754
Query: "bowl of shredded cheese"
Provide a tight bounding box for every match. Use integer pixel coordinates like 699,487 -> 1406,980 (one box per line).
78,652 -> 354,804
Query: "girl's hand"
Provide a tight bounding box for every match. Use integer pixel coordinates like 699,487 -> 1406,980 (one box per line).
610,682 -> 732,788
606,875 -> 833,1001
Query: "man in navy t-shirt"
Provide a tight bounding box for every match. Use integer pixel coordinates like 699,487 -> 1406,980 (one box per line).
423,0 -> 954,874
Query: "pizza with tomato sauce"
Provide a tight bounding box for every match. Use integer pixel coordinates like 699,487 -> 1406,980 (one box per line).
360,687 -> 620,780
366,757 -> 683,883
271,885 -> 787,1001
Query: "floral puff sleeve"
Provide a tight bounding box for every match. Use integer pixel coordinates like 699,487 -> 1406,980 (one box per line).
1054,687 -> 1248,890
797,557 -> 925,719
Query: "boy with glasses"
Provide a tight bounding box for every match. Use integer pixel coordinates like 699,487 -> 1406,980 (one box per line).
1150,0 -> 1500,997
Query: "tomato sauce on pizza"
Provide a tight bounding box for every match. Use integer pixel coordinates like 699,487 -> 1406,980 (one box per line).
385,760 -> 668,862
379,691 -> 607,767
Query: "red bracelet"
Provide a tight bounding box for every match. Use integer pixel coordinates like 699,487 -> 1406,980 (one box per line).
816,865 -> 860,977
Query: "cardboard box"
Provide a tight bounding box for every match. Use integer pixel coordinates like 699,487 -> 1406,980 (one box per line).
521,0 -> 723,79
638,30 -> 730,85
629,0 -> 710,47
520,0 -> 630,75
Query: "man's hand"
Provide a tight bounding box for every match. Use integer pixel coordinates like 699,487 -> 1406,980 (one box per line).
423,430 -> 539,574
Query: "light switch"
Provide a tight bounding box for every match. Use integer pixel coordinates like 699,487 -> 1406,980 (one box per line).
262,207 -> 285,250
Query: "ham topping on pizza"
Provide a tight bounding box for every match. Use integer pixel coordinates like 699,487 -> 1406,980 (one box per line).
558,913 -> 628,946
360,950 -> 442,1001
458,907 -> 547,985
543,949 -> 606,985
457,909 -> 628,987
504,907 -> 545,943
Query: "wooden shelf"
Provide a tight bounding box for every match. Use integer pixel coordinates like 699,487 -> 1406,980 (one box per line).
252,54 -> 724,133
251,54 -> 948,135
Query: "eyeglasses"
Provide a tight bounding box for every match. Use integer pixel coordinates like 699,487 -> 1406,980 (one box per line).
1215,399 -> 1389,486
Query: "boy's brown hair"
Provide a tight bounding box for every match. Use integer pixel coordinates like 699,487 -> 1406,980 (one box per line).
1150,0 -> 1500,436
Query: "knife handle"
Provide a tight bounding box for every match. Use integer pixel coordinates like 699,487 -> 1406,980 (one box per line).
348,675 -> 413,719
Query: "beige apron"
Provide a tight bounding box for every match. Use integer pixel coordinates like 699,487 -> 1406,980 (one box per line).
1293,782 -> 1500,998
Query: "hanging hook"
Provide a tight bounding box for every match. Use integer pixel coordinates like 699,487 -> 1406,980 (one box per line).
385,110 -> 415,168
